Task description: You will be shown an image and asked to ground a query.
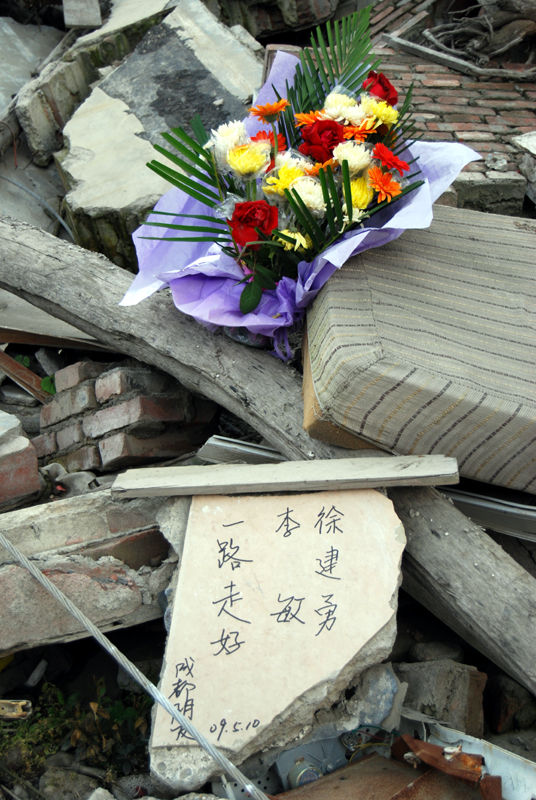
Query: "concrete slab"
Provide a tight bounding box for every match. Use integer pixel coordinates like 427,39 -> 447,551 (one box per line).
56,2 -> 263,267
512,131 -> 536,158
150,488 -> 405,792
74,0 -> 174,49
0,17 -> 63,113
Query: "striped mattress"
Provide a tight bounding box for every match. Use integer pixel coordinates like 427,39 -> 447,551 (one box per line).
306,204 -> 536,494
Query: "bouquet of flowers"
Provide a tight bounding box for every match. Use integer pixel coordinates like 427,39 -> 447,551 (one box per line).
121,10 -> 479,358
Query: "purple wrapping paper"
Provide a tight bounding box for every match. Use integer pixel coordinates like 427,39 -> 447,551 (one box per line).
120,51 -> 481,352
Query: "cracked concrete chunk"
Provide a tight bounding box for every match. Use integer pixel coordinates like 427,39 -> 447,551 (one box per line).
150,489 -> 405,792
57,0 -> 263,268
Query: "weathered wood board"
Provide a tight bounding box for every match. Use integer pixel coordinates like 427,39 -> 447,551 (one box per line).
1,213 -> 536,696
112,455 -> 459,498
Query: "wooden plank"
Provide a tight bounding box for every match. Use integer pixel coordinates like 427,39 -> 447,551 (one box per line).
0,350 -> 50,403
391,486 -> 536,697
0,327 -> 109,350
3,213 -> 536,697
0,289 -> 99,345
111,455 -> 459,497
63,0 -> 102,29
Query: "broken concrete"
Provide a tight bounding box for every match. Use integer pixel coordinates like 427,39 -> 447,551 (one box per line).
55,0 -> 263,266
0,487 -> 176,655
0,17 -> 63,112
395,659 -> 487,738
0,409 -> 41,511
14,0 -> 177,167
150,489 -> 405,792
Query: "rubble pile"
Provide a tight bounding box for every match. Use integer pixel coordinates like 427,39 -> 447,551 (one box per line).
1,1 -> 536,799
32,359 -> 218,471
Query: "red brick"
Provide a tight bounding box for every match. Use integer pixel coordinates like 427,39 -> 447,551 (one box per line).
427,122 -> 479,132
31,431 -> 57,458
481,91 -> 521,99
475,99 -> 536,111
81,528 -> 169,570
106,502 -> 163,535
370,4 -> 409,34
56,422 -> 84,451
490,115 -> 536,126
466,141 -> 509,152
371,4 -> 395,25
55,361 -> 108,393
99,427 -> 212,470
454,131 -> 495,141
82,395 -> 189,438
61,445 -> 101,473
414,63 -> 451,73
372,0 -> 393,13
95,367 -> 179,404
432,105 -> 474,115
421,78 -> 460,87
526,92 -> 536,100
0,438 -> 41,508
463,161 -> 486,172
41,384 -> 98,428
487,124 -> 510,133
423,131 -> 454,140
441,114 -> 482,123
463,81 -> 512,90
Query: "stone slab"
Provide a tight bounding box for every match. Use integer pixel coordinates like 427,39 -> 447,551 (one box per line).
74,0 -> 173,49
0,18 -> 63,113
0,435 -> 41,509
512,131 -> 536,157
0,489 -> 166,567
0,409 -> 23,446
57,1 -> 262,267
150,488 -> 405,791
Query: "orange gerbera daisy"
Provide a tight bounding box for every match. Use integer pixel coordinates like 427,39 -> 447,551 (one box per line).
249,99 -> 290,124
304,158 -> 335,176
368,166 -> 402,203
372,142 -> 410,175
343,118 -> 378,142
295,110 -> 323,127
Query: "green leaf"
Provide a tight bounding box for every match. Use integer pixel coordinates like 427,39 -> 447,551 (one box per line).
146,162 -> 218,207
342,160 -> 353,225
255,270 -> 277,290
41,375 -> 56,395
326,166 -> 343,229
14,354 -> 30,368
240,280 -> 263,313
317,168 -> 337,239
190,114 -> 210,147
152,143 -> 216,186
284,188 -> 324,250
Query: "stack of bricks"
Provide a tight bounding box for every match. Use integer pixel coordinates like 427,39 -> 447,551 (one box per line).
367,1 -> 534,214
32,360 -> 218,472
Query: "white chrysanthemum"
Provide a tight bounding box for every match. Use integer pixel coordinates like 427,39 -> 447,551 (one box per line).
321,103 -> 367,126
332,141 -> 372,174
290,176 -> 326,215
208,120 -> 248,170
274,151 -> 311,171
324,92 -> 357,110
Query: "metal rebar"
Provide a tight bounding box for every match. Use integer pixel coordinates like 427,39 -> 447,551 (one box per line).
0,532 -> 268,800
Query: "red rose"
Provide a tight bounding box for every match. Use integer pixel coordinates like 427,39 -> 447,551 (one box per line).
298,119 -> 345,163
362,71 -> 398,107
228,200 -> 278,251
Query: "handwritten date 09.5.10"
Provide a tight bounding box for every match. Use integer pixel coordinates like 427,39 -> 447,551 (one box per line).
210,718 -> 260,740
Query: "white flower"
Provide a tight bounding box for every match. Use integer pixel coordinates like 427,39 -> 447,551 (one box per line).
274,150 -> 311,171
332,141 -> 372,174
321,103 -> 367,126
207,120 -> 248,170
324,92 -> 357,110
290,176 -> 326,215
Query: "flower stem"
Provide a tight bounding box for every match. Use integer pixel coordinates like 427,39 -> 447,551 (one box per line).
271,123 -> 279,163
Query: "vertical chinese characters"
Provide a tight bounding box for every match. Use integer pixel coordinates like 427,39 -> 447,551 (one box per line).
169,657 -> 196,740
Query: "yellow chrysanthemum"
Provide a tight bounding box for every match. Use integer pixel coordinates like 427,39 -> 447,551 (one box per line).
360,96 -> 399,127
278,230 -> 313,251
349,176 -> 374,209
226,142 -> 270,176
263,163 -> 305,196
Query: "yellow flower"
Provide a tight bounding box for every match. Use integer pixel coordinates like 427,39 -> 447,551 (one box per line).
324,92 -> 357,110
263,163 -> 305,196
349,176 -> 374,209
360,96 -> 399,127
278,230 -> 313,251
226,142 -> 270,176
